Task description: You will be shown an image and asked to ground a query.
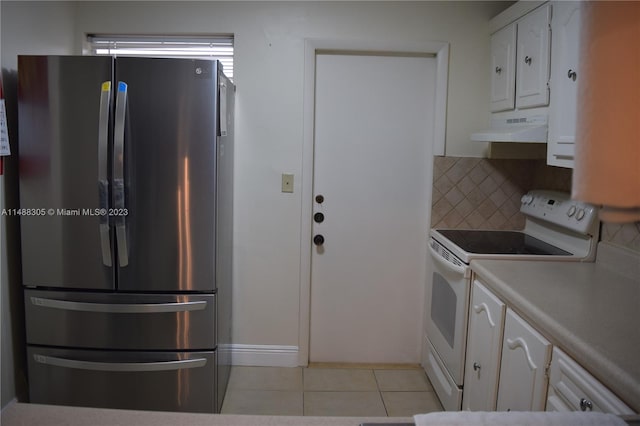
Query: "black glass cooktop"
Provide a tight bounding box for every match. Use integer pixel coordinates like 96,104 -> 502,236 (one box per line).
437,230 -> 571,256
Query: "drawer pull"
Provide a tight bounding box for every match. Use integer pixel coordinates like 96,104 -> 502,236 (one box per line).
33,354 -> 207,372
30,297 -> 207,313
580,398 -> 593,412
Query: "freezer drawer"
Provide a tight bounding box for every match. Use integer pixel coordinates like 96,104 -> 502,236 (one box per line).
25,290 -> 215,350
28,346 -> 217,413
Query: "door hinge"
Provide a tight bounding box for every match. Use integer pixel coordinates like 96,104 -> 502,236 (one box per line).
544,364 -> 551,378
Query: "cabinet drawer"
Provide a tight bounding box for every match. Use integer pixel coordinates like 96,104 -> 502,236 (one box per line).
25,289 -> 215,350
548,347 -> 633,415
424,339 -> 462,411
27,346 -> 216,413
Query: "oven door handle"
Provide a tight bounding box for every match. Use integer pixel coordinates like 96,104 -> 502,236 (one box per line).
428,244 -> 468,277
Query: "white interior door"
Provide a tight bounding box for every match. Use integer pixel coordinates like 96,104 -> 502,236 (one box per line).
309,53 -> 435,364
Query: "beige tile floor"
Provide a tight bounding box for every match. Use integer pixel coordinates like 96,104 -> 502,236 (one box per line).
221,365 -> 443,417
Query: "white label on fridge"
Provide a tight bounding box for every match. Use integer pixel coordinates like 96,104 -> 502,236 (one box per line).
0,100 -> 10,156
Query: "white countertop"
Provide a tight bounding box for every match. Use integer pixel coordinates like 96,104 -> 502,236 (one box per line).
470,243 -> 640,412
0,402 -> 413,426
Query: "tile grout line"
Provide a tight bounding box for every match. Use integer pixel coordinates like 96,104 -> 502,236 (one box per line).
371,369 -> 390,417
302,367 -> 306,415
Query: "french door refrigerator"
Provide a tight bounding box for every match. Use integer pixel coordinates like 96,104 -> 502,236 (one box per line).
17,55 -> 234,413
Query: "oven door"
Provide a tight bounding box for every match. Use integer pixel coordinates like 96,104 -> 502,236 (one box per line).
426,240 -> 470,387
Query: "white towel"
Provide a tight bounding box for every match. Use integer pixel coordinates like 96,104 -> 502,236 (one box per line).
571,2 -> 640,224
414,411 -> 627,426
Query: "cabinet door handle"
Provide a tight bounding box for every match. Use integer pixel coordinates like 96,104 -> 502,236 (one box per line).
495,66 -> 502,74
506,338 -> 536,371
524,56 -> 532,65
473,303 -> 496,328
473,362 -> 481,371
567,69 -> 577,81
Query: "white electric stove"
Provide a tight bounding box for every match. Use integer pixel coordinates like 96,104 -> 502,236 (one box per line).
424,190 -> 600,411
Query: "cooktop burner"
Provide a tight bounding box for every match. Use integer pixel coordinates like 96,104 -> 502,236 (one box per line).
437,230 -> 571,256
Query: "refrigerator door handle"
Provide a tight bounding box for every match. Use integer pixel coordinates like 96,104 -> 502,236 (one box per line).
33,354 -> 207,372
113,81 -> 129,267
98,81 -> 112,267
29,297 -> 207,313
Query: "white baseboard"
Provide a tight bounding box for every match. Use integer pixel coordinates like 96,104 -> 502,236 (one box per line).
229,344 -> 299,367
1,398 -> 18,412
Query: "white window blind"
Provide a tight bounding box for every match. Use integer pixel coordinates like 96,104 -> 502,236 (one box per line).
87,35 -> 234,81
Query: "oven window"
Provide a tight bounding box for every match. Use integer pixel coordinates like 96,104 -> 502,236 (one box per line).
431,272 -> 456,348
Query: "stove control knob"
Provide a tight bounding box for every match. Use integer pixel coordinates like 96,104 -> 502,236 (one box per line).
576,208 -> 586,221
521,194 -> 534,205
567,205 -> 577,217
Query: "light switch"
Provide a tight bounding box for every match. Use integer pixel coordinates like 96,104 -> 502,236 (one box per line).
281,173 -> 294,193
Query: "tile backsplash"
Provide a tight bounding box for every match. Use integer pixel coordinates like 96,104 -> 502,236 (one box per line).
431,156 -> 571,230
601,222 -> 640,253
431,155 -> 640,254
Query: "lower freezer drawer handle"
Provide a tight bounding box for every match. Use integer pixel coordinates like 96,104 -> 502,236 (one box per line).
30,297 -> 207,313
33,354 -> 207,372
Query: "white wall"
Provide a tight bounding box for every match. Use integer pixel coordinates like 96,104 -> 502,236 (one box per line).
1,1 -> 508,366
1,1 -> 76,70
0,1 -> 76,406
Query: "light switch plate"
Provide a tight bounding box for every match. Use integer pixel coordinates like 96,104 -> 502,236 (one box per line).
281,173 -> 294,193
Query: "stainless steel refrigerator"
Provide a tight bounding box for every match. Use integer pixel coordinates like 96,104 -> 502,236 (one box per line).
17,55 -> 234,413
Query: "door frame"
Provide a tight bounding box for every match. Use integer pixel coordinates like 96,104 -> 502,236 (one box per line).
298,38 -> 450,366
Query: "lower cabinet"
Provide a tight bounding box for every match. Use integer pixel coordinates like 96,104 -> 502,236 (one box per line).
465,275 -> 632,414
547,347 -> 633,415
463,280 -> 551,412
496,308 -> 552,411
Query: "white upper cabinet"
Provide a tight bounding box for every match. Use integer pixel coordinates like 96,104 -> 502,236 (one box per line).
516,4 -> 551,109
496,308 -> 552,412
490,24 -> 517,112
547,1 -> 582,168
489,3 -> 551,113
463,280 -> 506,411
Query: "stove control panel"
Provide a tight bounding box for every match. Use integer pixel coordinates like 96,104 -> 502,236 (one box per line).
520,190 -> 598,235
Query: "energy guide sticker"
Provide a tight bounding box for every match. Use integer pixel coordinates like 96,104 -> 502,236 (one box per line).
0,100 -> 10,156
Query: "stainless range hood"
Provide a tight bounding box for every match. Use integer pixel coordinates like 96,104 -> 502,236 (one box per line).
471,114 -> 548,143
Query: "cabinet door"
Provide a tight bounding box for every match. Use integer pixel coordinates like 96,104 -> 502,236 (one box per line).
490,23 -> 517,112
497,308 -> 552,412
547,2 -> 582,168
516,4 -> 551,109
462,280 -> 506,411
